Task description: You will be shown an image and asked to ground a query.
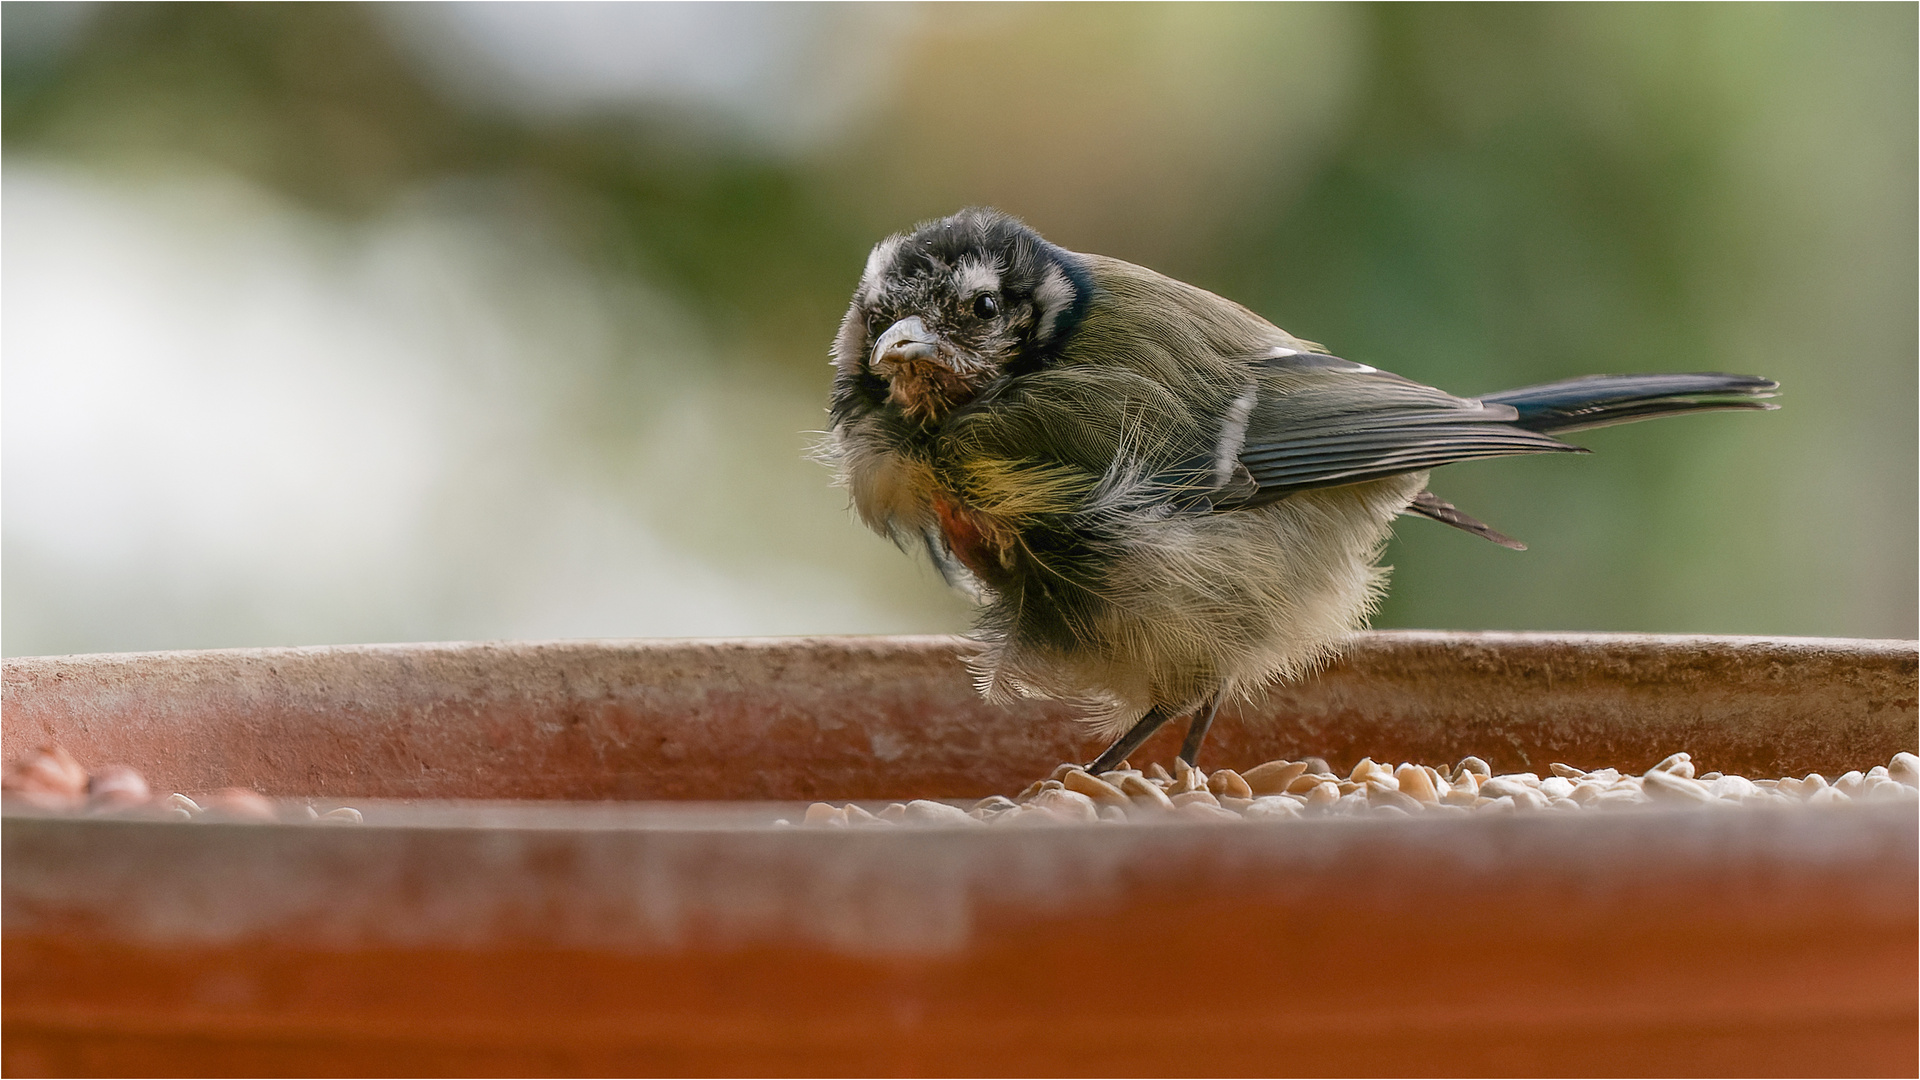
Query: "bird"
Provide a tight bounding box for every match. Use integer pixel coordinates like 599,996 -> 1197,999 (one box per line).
823,207 -> 1777,774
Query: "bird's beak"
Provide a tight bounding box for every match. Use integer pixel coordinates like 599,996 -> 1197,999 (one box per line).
869,314 -> 989,422
871,316 -> 939,371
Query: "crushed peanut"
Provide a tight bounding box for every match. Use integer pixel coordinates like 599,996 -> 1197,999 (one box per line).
796,750 -> 1920,828
1,745 -> 362,824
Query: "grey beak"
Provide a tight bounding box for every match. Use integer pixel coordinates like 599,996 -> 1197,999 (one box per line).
872,316 -> 939,370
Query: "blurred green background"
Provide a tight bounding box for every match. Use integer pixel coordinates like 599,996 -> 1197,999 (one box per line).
3,2 -> 1913,657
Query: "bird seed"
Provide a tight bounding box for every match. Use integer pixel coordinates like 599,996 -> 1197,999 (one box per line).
795,750 -> 1920,828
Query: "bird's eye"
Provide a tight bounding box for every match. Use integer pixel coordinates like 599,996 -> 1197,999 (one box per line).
972,293 -> 1000,320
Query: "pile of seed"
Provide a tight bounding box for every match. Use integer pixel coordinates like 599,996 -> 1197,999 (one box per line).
791,750 -> 1920,828
1,744 -> 362,823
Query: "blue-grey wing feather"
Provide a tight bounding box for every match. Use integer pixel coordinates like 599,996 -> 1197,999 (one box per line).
1214,356 -> 1777,508
1217,352 -> 1576,507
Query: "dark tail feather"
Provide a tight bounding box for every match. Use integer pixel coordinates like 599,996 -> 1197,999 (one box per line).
1483,373 -> 1778,435
1403,491 -> 1526,550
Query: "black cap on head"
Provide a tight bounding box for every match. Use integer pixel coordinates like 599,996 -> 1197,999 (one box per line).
832,208 -> 1090,425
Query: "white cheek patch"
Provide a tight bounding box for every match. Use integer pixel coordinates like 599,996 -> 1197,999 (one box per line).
1033,263 -> 1075,344
859,236 -> 905,303
954,256 -> 1001,298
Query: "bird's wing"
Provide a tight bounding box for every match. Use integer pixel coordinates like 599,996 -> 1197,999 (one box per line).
1216,349 -> 1580,507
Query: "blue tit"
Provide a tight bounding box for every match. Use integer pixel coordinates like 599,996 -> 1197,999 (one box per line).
824,208 -> 1778,772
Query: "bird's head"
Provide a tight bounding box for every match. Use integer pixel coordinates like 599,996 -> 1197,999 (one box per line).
832,208 -> 1089,426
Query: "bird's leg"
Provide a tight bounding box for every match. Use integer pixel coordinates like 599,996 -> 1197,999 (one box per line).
1085,705 -> 1176,774
1177,696 -> 1222,767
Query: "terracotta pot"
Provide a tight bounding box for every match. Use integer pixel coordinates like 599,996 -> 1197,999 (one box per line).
3,632 -> 1915,1076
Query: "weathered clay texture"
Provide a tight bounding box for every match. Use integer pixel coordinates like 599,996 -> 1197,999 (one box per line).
2,632 -> 1915,1075
4,804 -> 1914,1075
2,632 -> 1913,799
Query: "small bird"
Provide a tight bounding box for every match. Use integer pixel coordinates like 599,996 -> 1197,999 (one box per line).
824,208 -> 1777,772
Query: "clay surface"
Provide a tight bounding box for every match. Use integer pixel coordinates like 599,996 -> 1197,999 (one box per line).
3,631 -> 1914,800
3,632 -> 1915,1076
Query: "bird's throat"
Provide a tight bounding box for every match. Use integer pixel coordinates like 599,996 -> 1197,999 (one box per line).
885,362 -> 984,424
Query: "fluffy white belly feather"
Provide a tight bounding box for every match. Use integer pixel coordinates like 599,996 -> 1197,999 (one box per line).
973,472 -> 1428,735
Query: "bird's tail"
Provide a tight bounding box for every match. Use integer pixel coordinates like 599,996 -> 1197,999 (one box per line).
1482,373 -> 1778,435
